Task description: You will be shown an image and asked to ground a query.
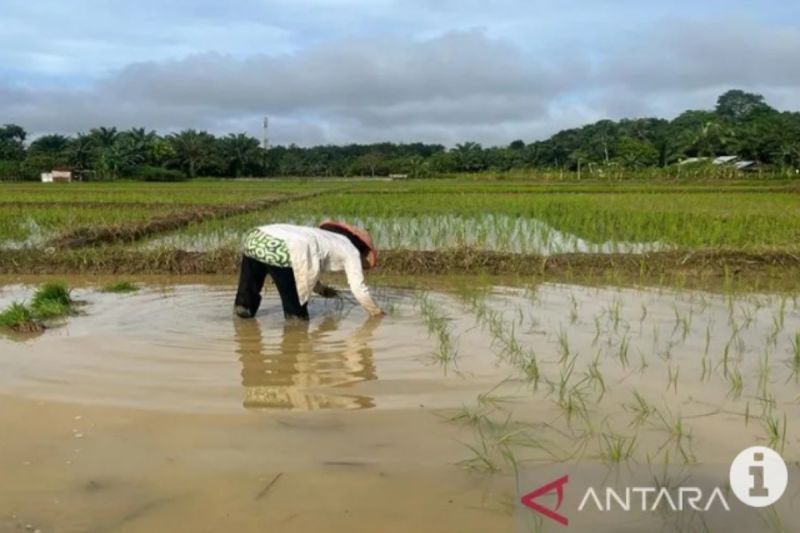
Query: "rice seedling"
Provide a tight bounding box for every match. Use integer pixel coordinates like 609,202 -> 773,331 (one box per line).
608,298 -> 622,332
101,280 -> 140,293
583,352 -> 606,400
788,332 -> 800,382
726,367 -> 744,399
557,327 -> 571,363
599,433 -> 638,464
0,281 -> 77,332
757,350 -> 772,398
763,412 -> 787,453
666,364 -> 680,394
30,281 -> 73,317
700,356 -> 712,382
568,294 -> 579,324
592,313 -> 602,346
417,293 -> 459,368
0,302 -> 41,333
624,391 -> 654,428
652,406 -> 694,464
617,334 -> 630,367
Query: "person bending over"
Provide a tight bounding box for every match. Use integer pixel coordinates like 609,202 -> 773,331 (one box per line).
234,221 -> 383,320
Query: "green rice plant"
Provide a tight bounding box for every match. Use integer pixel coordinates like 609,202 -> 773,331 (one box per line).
584,352 -> 606,400
788,332 -> 800,382
30,281 -> 71,309
608,298 -> 622,332
763,412 -> 787,454
417,293 -> 459,368
458,424 -> 500,474
1,282 -> 76,332
700,356 -> 712,382
624,391 -> 654,428
569,294 -> 579,324
652,405 -> 694,464
666,364 -> 680,394
599,433 -> 638,464
592,314 -> 602,346
29,282 -> 74,319
557,327 -> 571,363
101,280 -> 140,293
0,302 -> 40,332
727,367 -> 744,399
757,350 -> 771,398
617,334 -> 630,367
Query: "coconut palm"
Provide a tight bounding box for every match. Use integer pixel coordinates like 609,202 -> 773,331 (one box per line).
218,133 -> 261,177
169,129 -> 214,178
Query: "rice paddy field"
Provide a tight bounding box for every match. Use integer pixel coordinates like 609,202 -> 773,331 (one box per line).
1,178 -> 800,532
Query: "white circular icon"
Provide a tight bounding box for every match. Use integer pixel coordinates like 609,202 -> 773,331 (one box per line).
729,446 -> 788,507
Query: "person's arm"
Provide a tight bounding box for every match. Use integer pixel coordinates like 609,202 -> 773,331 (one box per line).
343,253 -> 383,316
313,280 -> 338,298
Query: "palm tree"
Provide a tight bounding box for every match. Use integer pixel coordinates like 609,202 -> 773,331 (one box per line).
169,129 -> 214,178
218,133 -> 261,177
452,142 -> 485,172
90,127 -> 119,149
67,133 -> 96,174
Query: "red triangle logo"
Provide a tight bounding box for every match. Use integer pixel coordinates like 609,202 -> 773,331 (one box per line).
520,475 -> 569,526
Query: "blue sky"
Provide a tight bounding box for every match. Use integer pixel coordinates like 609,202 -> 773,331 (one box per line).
2,0 -> 799,145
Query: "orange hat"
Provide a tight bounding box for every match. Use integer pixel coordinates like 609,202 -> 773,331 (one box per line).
319,220 -> 378,269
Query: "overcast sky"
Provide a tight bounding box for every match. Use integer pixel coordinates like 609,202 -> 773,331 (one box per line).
2,0 -> 799,146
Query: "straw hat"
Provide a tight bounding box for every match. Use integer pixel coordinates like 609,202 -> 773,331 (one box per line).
319,220 -> 378,269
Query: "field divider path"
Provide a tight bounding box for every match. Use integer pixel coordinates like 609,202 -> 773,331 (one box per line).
45,191 -> 326,250
2,248 -> 800,282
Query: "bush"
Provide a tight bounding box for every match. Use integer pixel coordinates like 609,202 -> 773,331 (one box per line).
30,282 -> 73,318
132,165 -> 187,182
0,160 -> 21,181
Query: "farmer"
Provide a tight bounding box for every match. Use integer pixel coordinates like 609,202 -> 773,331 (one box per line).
234,221 -> 384,320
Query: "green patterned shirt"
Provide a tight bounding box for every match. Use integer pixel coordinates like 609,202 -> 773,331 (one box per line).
242,229 -> 291,267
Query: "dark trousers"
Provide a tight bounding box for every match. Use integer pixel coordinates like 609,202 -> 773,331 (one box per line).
235,255 -> 309,320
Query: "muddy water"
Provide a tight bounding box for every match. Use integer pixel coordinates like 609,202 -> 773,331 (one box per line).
1,279 -> 799,532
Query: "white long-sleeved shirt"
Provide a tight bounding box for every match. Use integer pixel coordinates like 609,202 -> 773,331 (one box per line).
252,224 -> 381,315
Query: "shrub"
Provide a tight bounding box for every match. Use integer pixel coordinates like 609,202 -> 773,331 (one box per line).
0,160 -> 21,181
101,281 -> 139,293
132,165 -> 187,182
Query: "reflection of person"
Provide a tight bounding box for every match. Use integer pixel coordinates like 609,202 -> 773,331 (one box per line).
234,221 -> 384,320
233,314 -> 381,410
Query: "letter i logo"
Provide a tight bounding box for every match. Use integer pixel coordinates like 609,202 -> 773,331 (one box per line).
749,452 -> 769,498
730,446 -> 788,507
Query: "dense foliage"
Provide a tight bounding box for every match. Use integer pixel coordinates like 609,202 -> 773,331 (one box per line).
1,90 -> 799,181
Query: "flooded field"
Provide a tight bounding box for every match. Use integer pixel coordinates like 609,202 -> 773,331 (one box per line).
144,214 -> 667,255
1,277 -> 799,532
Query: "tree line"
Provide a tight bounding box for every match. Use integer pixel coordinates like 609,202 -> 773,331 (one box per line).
1,89 -> 799,181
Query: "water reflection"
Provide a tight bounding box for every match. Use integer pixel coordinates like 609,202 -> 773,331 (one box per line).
233,315 -> 380,410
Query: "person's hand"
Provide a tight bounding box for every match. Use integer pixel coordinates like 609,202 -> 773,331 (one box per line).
319,285 -> 339,298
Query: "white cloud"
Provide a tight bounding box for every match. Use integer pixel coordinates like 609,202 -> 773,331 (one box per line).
1,9 -> 799,146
